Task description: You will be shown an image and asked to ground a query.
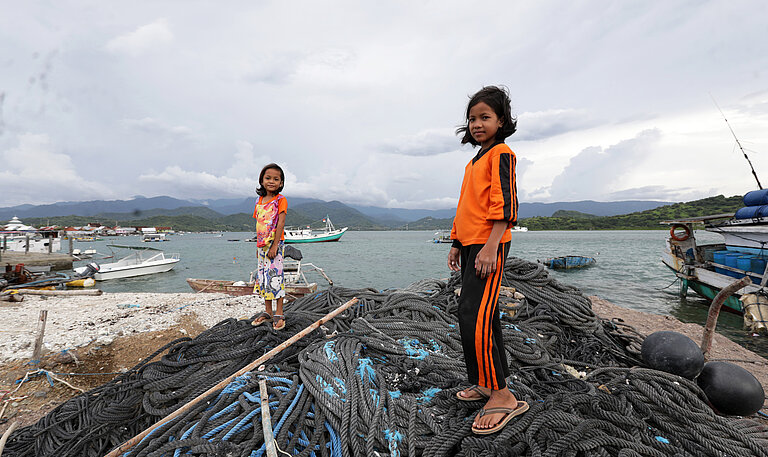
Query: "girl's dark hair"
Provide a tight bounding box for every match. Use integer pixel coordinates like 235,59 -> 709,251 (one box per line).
456,85 -> 517,146
256,163 -> 285,196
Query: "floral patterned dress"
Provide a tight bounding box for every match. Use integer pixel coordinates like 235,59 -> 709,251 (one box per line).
253,194 -> 286,300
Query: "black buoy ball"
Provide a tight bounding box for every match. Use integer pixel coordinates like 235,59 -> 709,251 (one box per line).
697,361 -> 764,416
641,331 -> 704,379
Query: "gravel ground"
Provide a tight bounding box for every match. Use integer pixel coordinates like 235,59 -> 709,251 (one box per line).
0,292 -> 265,363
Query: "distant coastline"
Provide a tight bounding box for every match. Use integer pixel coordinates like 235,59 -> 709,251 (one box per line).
14,194 -> 743,232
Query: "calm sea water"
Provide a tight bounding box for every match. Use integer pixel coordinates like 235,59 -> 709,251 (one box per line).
71,230 -> 768,358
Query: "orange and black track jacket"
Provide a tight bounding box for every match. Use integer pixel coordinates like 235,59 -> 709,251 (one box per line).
450,142 -> 517,246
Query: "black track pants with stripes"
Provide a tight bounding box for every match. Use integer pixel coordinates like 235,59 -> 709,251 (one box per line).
458,241 -> 511,390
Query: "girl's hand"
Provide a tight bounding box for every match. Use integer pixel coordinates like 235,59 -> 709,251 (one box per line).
448,247 -> 460,271
475,244 -> 498,278
267,245 -> 277,259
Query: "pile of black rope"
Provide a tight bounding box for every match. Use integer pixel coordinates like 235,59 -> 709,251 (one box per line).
4,257 -> 767,457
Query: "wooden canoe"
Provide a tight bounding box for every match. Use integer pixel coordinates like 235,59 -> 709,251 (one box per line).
186,278 -> 318,302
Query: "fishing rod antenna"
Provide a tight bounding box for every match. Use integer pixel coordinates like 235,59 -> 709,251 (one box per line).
710,93 -> 762,189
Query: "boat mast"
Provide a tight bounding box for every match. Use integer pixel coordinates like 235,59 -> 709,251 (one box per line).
711,94 -> 762,189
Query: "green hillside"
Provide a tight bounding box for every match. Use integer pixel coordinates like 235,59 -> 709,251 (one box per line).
290,201 -> 387,230
405,216 -> 453,230
551,210 -> 596,218
25,211 -> 325,232
98,206 -> 225,220
519,195 -> 743,230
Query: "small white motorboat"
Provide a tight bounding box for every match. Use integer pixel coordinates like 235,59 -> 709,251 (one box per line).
74,245 -> 179,281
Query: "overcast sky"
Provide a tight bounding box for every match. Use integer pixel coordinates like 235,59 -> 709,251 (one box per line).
1,1 -> 767,209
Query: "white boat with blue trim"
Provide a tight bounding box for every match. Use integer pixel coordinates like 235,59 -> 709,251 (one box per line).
285,216 -> 347,243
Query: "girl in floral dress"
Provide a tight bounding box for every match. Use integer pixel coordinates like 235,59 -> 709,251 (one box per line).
252,163 -> 288,330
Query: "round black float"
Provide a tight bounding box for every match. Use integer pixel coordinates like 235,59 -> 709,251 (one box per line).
641,331 -> 704,379
697,361 -> 765,416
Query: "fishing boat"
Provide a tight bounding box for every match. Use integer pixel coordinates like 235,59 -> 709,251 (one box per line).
541,255 -> 596,269
662,207 -> 768,334
661,204 -> 768,314
186,249 -> 332,301
430,230 -> 452,243
661,104 -> 768,334
186,278 -> 318,302
73,245 -> 179,280
284,216 -> 347,243
511,226 -> 529,232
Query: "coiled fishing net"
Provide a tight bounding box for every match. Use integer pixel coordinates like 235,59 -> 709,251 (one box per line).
5,257 -> 767,456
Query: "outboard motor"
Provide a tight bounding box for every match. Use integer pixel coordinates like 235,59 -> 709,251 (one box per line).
75,262 -> 100,278
284,245 -> 303,261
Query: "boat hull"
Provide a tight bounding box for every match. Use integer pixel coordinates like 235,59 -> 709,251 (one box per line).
285,228 -> 347,243
542,256 -> 596,269
186,278 -> 317,301
707,225 -> 768,251
661,248 -> 747,313
94,259 -> 179,280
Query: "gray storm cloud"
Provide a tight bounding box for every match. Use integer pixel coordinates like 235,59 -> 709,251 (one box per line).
548,129 -> 662,201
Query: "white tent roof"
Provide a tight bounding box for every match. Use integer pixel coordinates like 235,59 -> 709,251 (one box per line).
2,216 -> 36,231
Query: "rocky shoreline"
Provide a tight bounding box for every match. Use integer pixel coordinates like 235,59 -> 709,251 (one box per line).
0,292 -> 265,364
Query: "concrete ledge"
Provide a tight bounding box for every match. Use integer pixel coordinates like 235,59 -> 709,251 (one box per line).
0,252 -> 75,270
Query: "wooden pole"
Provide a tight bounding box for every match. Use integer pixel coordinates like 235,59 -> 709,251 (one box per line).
259,378 -> 278,457
15,289 -> 103,296
104,297 -> 359,457
701,276 -> 751,359
32,310 -> 48,361
0,420 -> 20,455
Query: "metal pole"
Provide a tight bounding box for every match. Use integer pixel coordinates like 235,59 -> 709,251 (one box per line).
711,95 -> 762,189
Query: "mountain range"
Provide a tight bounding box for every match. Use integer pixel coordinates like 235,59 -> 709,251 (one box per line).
0,195 -> 673,223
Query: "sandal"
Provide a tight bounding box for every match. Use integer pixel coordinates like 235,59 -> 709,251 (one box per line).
272,314 -> 286,330
456,385 -> 490,402
252,311 -> 272,326
471,401 -> 529,435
